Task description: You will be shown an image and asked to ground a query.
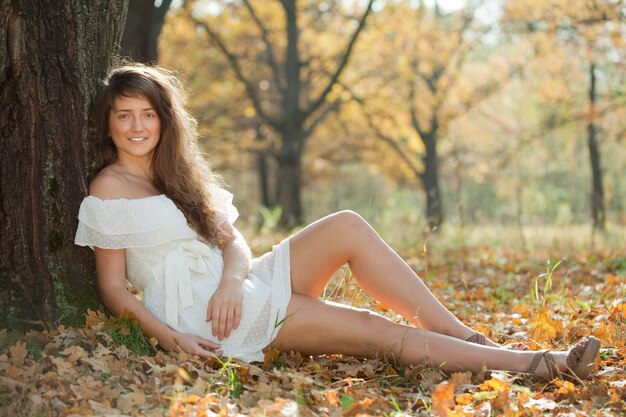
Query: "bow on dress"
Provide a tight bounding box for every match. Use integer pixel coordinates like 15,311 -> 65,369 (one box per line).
164,240 -> 222,329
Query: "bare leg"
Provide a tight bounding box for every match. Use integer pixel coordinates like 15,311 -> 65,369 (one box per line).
289,211 -> 492,343
271,294 -> 567,377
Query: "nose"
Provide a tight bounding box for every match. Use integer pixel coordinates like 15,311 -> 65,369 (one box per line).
131,117 -> 145,132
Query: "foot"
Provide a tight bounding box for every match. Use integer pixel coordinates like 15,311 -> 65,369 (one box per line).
502,341 -> 529,351
565,336 -> 601,380
466,332 -> 529,351
526,337 -> 600,380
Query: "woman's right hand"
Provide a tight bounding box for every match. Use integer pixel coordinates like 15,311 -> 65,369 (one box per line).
172,332 -> 222,358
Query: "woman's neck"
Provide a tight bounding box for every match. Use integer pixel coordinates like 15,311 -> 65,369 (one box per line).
114,156 -> 153,181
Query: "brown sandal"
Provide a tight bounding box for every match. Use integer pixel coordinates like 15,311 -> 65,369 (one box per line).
525,337 -> 601,380
465,332 -> 486,345
526,350 -> 560,380
566,336 -> 601,380
466,332 -> 529,351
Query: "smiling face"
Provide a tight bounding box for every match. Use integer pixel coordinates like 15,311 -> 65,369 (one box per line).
108,95 -> 161,164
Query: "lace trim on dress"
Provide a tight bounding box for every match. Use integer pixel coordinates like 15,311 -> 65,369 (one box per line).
74,186 -> 238,249
208,184 -> 239,225
75,195 -> 197,249
76,222 -> 198,249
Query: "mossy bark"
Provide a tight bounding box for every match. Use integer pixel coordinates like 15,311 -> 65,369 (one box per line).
0,0 -> 128,330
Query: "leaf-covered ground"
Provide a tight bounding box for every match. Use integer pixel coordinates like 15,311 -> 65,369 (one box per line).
1,247 -> 625,416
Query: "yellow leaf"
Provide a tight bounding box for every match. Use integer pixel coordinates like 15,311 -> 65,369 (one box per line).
478,377 -> 510,393
529,307 -> 561,342
609,303 -> 626,321
455,393 -> 472,405
432,382 -> 455,417
184,394 -> 201,403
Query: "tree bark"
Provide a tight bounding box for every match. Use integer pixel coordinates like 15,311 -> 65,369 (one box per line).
121,0 -> 171,63
276,0 -> 305,228
257,153 -> 272,208
0,0 -> 127,330
420,129 -> 444,232
587,62 -> 605,230
276,147 -> 303,228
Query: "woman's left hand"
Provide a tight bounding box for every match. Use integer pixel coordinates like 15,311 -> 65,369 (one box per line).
206,278 -> 243,340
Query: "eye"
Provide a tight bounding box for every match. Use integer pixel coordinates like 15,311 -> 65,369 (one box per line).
145,112 -> 157,119
118,114 -> 130,120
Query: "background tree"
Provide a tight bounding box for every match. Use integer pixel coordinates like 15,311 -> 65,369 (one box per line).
0,1 -> 127,330
178,0 -> 375,228
121,0 -> 172,62
503,0 -> 626,231
344,1 -> 520,232
157,0 -> 624,240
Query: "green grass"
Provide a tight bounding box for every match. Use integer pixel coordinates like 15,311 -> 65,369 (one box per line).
106,312 -> 154,356
215,357 -> 243,398
26,339 -> 45,361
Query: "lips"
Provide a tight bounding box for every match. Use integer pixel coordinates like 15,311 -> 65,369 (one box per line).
128,137 -> 147,142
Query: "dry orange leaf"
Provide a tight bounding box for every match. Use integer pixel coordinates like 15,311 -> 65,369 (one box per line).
8,341 -> 27,366
432,382 -> 456,417
84,309 -> 107,329
530,307 -> 562,341
117,391 -> 146,413
609,303 -> 625,321
478,377 -> 510,393
184,394 -> 202,403
455,393 -> 472,405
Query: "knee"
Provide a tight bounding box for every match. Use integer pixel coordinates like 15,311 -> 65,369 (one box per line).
330,210 -> 370,236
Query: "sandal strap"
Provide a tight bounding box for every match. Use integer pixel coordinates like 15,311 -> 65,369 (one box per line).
466,332 -> 486,345
526,350 -> 559,379
544,351 -> 559,379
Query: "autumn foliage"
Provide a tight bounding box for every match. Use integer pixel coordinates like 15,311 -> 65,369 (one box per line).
1,246 -> 624,416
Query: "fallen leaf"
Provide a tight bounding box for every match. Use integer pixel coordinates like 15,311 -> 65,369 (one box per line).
9,341 -> 27,366
524,397 -> 558,411
432,382 -> 455,417
116,391 -> 145,413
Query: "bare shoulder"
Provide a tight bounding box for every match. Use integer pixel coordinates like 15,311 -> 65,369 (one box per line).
89,167 -> 128,199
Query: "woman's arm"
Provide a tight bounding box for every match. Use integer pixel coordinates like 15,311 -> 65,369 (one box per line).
206,222 -> 251,340
95,247 -> 222,357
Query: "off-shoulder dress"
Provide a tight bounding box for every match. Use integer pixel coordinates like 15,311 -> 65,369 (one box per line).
74,186 -> 291,362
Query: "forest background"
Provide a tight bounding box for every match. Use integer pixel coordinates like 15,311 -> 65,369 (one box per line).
156,0 -> 625,254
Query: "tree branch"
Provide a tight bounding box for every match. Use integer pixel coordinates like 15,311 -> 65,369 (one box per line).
303,98 -> 342,139
303,0 -> 375,118
191,16 -> 281,128
344,85 -> 423,179
242,0 -> 285,97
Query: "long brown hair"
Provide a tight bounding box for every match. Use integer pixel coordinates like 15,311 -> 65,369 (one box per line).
95,64 -> 227,246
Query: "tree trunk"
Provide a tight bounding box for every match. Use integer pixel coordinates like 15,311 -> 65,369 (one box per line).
587,62 -> 605,230
420,131 -> 444,232
257,152 -> 272,208
277,0 -> 304,228
121,0 -> 171,62
0,0 -> 127,330
276,150 -> 303,228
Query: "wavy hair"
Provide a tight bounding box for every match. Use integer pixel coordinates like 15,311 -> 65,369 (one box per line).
95,64 -> 227,247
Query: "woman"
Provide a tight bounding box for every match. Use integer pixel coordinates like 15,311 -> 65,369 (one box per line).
75,64 -> 600,380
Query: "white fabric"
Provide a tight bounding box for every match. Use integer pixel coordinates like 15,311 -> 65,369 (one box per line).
75,186 -> 291,362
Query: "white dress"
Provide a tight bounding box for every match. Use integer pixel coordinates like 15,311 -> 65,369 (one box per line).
74,186 -> 292,362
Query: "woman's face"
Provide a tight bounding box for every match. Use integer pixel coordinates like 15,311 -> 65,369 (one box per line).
108,95 -> 161,163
